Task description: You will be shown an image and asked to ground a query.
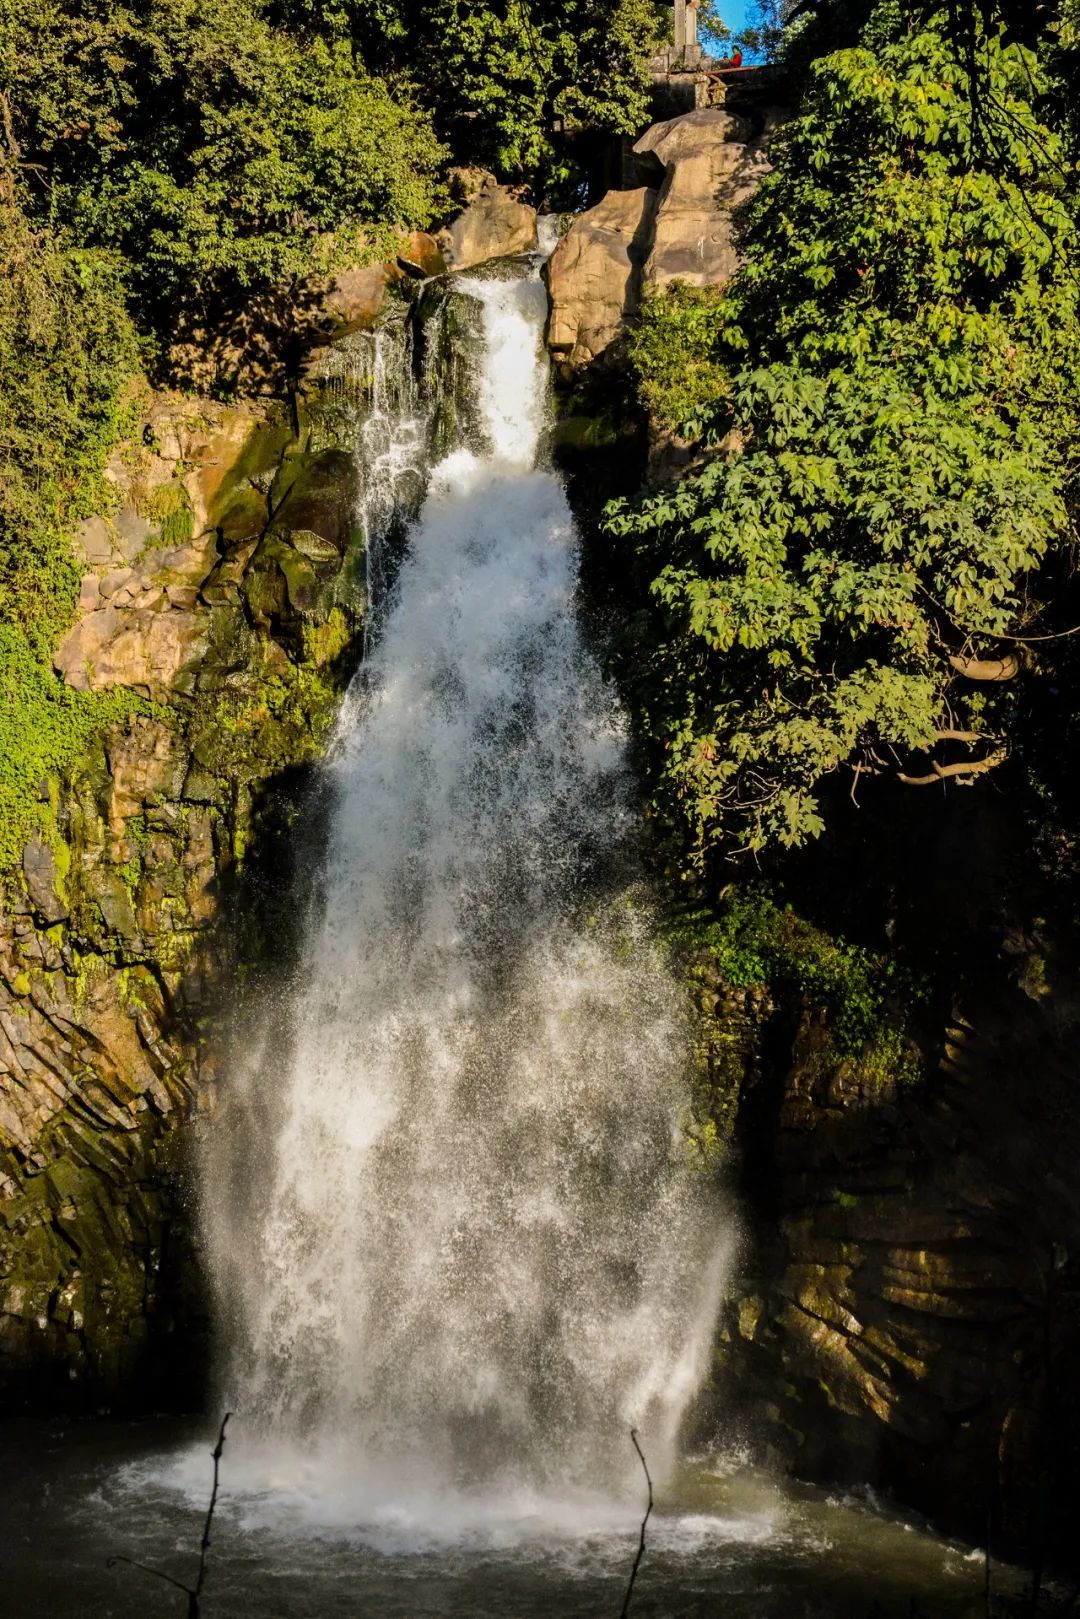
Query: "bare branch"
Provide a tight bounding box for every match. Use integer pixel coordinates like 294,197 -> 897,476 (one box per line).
108,1412 -> 231,1619
619,1428 -> 654,1619
105,1556 -> 193,1598
948,651 -> 1019,682
998,622 -> 1080,644
898,747 -> 1008,787
194,1413 -> 231,1603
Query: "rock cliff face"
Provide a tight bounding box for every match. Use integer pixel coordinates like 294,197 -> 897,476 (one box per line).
546,105 -> 771,367
0,340 -> 384,1405
700,937 -> 1080,1564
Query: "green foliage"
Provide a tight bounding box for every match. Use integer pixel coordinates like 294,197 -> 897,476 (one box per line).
0,181 -> 145,868
142,482 -> 195,548
3,0 -> 445,324
668,884 -> 920,1051
335,0 -> 668,195
607,11 -> 1080,859
0,185 -> 141,645
0,625 -> 135,870
626,283 -> 730,438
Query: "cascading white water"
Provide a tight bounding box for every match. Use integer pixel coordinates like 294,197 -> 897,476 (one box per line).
206,266 -> 728,1521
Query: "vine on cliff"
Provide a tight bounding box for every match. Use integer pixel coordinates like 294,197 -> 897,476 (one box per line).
0,166 -> 144,867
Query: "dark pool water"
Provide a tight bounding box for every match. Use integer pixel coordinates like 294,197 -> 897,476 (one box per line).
1,1417 -> 1022,1618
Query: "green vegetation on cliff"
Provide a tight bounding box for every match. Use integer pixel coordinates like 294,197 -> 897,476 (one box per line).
609,5 -> 1080,859
0,178 -> 143,865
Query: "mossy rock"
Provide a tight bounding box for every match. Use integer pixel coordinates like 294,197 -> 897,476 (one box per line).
216,483 -> 270,548
204,414 -> 296,536
242,541 -> 291,625
268,449 -> 359,555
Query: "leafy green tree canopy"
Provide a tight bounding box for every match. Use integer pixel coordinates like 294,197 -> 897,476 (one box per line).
306,0 -> 670,195
607,8 -> 1080,859
2,0 -> 445,320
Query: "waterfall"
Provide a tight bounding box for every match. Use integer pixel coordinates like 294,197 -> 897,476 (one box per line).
205,263 -> 728,1521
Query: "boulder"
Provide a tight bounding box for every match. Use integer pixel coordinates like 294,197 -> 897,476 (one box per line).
633,107 -> 771,289
545,188 -> 658,366
176,404 -> 271,534
135,534 -> 220,591
321,233 -> 445,338
74,516 -> 114,568
397,230 -> 447,279
54,607 -> 211,697
268,449 -> 359,556
438,180 -> 538,271
323,264 -> 396,338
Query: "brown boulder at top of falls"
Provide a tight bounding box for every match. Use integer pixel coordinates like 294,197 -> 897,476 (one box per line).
545,107 -> 774,368
633,107 -> 772,289
545,187 -> 658,367
437,177 -> 538,271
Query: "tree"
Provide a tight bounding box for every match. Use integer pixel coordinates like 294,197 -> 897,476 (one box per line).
606,9 -> 1080,859
313,0 -> 670,197
1,0 -> 445,328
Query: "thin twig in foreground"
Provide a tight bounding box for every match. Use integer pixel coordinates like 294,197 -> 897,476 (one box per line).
108,1412 -> 231,1618
619,1427 -> 654,1619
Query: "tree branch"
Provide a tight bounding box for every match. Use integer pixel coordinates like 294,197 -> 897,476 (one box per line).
948,651 -> 1020,682
105,1556 -> 193,1598
897,746 -> 1008,786
619,1428 -> 654,1619
194,1413 -> 231,1604
109,1412 -> 231,1619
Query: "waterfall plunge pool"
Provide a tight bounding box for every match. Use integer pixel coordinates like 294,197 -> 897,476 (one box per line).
3,1416 -> 1016,1618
